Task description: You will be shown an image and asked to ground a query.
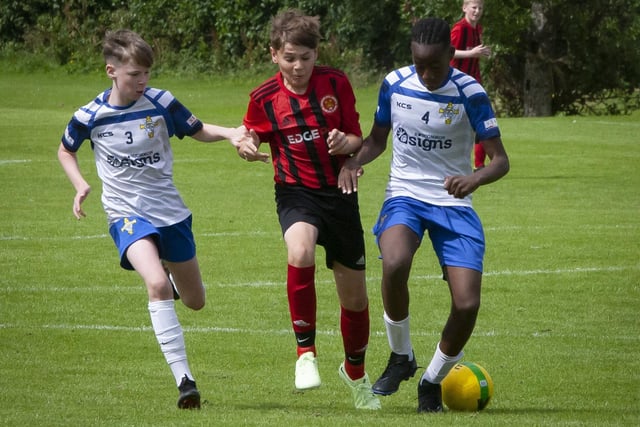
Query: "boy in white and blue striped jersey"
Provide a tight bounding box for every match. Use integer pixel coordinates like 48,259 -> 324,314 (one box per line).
338,17 -> 510,413
58,29 -> 243,410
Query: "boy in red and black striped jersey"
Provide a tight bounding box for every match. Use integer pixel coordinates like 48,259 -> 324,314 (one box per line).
450,0 -> 492,170
235,9 -> 380,410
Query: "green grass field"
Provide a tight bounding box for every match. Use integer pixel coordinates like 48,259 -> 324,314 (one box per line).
1,69 -> 639,426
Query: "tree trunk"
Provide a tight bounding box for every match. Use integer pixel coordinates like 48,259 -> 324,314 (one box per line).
523,2 -> 553,117
524,52 -> 553,117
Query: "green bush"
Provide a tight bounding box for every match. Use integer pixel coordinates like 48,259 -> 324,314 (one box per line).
2,0 -> 638,115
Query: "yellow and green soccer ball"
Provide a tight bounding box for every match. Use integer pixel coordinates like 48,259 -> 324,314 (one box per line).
441,362 -> 494,411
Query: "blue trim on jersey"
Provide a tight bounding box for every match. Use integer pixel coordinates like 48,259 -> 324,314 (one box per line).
93,109 -> 160,128
61,88 -> 203,152
374,66 -> 500,141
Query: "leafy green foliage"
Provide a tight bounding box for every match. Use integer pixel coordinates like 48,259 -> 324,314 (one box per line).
483,0 -> 640,115
0,0 -> 639,114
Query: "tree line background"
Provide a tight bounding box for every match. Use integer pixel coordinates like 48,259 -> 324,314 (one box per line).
2,0 -> 639,117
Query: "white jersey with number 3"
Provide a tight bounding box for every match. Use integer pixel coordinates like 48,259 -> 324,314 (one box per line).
374,66 -> 500,207
62,88 -> 203,226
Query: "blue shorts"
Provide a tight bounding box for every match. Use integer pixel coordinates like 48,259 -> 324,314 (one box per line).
373,197 -> 485,272
108,215 -> 196,270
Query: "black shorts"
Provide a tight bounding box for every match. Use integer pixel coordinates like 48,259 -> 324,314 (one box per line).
275,184 -> 366,270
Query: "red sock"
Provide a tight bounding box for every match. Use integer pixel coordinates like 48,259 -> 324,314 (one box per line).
297,345 -> 317,358
287,264 -> 316,352
341,305 -> 369,380
474,143 -> 486,168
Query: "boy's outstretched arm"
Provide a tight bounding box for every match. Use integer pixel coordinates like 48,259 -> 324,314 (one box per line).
191,123 -> 245,144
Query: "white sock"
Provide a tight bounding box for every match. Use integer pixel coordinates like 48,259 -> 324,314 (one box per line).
383,312 -> 414,360
148,300 -> 194,386
421,342 -> 463,384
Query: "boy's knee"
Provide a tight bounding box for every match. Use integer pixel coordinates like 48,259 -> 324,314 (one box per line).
183,298 -> 205,311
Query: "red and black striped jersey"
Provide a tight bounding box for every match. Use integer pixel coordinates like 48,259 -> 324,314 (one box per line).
243,66 -> 362,189
450,18 -> 483,82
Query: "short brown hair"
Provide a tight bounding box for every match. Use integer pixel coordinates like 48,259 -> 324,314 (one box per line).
102,29 -> 154,68
269,9 -> 321,51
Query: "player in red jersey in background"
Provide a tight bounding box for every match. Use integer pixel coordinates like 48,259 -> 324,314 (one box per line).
234,8 -> 380,410
450,0 -> 492,170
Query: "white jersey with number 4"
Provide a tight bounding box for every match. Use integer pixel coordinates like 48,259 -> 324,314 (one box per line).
374,66 -> 501,207
62,88 -> 203,226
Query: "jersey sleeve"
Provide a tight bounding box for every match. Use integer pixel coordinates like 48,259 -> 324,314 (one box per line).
336,76 -> 362,137
243,97 -> 271,142
450,22 -> 463,49
165,97 -> 203,139
466,93 -> 501,141
143,89 -> 203,139
373,76 -> 393,128
61,96 -> 101,153
61,115 -> 90,152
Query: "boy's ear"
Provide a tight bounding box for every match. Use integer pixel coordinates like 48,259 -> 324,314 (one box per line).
105,63 -> 116,79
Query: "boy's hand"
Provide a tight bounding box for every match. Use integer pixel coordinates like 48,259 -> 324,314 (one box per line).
474,44 -> 492,58
235,128 -> 269,163
338,157 -> 364,194
326,129 -> 349,155
73,185 -> 91,219
444,175 -> 479,199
